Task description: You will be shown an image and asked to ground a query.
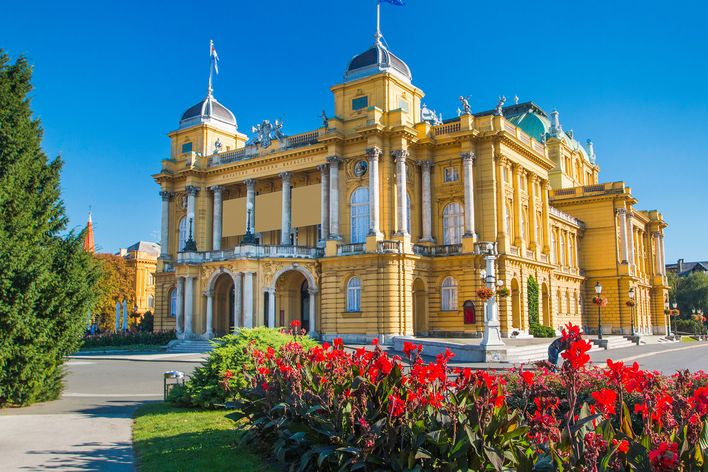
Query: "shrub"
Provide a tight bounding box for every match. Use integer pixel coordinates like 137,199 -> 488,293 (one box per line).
673,318 -> 707,335
527,276 -> 539,325
139,311 -> 154,332
529,322 -> 556,338
170,326 -> 318,408
81,330 -> 174,348
235,324 -> 708,471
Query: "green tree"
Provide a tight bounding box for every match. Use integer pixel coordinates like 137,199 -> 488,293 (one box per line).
527,276 -> 539,325
93,253 -> 136,332
675,272 -> 708,315
0,52 -> 100,406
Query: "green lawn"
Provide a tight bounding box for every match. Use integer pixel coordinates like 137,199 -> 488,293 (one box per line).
78,344 -> 163,353
132,402 -> 274,472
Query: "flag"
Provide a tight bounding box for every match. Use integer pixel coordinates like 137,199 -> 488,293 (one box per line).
210,40 -> 219,74
380,0 -> 405,5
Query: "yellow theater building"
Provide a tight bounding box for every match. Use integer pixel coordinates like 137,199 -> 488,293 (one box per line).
152,28 -> 669,343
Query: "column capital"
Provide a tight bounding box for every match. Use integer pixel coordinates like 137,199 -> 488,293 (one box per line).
326,155 -> 342,165
460,151 -> 476,164
366,146 -> 383,160
616,207 -> 627,216
244,179 -> 256,188
160,190 -> 173,201
392,149 -> 409,162
418,159 -> 434,170
185,185 -> 200,196
317,163 -> 329,173
511,162 -> 523,174
209,185 -> 224,193
203,289 -> 214,297
279,171 -> 292,181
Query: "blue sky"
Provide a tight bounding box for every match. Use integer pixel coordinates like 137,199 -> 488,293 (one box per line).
2,0 -> 706,261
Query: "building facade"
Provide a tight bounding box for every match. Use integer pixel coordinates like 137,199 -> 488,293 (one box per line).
152,35 -> 669,342
118,241 -> 160,315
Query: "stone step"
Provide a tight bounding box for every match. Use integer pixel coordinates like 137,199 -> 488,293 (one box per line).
165,339 -> 215,353
506,343 -> 603,363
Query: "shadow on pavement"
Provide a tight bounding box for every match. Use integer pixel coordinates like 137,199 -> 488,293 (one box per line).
22,441 -> 133,471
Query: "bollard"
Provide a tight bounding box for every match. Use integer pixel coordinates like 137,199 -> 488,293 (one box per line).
163,370 -> 185,401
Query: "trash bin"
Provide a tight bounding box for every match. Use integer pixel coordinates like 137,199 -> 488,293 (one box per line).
163,370 -> 185,400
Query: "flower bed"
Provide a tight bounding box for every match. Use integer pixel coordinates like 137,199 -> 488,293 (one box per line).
234,324 -> 708,471
81,330 -> 175,348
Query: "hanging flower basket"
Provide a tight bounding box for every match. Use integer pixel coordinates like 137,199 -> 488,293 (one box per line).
476,287 -> 494,301
670,309 -> 680,317
592,296 -> 608,307
496,287 -> 510,298
625,299 -> 636,307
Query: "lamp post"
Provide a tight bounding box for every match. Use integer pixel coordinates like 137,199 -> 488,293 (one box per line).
479,242 -> 505,358
672,302 -> 678,335
595,282 -> 603,340
628,286 -> 635,337
664,299 -> 671,336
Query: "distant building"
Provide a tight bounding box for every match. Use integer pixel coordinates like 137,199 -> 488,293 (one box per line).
666,259 -> 708,277
118,242 -> 160,314
83,212 -> 95,253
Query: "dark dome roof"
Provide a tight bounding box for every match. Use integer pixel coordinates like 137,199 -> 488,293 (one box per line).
179,94 -> 237,131
344,42 -> 412,83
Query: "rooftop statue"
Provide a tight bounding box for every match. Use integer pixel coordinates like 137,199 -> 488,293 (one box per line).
458,96 -> 472,116
495,96 -> 506,116
250,119 -> 287,149
321,109 -> 329,129
213,137 -> 223,155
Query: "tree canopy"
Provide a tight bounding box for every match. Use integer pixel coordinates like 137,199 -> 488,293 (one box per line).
0,52 -> 100,406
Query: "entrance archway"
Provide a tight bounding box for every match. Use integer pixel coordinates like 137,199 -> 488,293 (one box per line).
212,273 -> 235,336
269,265 -> 318,333
511,278 -> 521,329
412,278 -> 428,336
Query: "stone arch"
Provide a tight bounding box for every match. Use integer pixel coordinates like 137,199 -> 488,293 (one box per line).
206,267 -> 239,291
268,264 -> 318,334
269,264 -> 317,291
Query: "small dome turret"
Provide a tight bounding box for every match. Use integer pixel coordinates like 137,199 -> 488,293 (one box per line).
344,42 -> 412,83
179,93 -> 237,132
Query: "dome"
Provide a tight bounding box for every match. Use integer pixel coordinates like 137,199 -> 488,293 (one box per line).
344,42 -> 412,83
179,94 -> 237,132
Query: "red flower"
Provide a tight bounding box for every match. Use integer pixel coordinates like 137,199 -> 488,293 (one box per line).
403,341 -> 422,358
371,338 -> 379,346
333,338 -> 344,349
634,402 -> 649,418
290,319 -> 301,329
612,439 -> 630,454
520,371 -> 534,387
224,369 -> 233,380
649,442 -> 679,470
561,339 -> 592,370
690,385 -> 708,416
388,393 -> 406,417
591,388 -> 617,416
561,323 -> 582,342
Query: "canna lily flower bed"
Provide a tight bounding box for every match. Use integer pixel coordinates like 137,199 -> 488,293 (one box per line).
228,323 -> 708,471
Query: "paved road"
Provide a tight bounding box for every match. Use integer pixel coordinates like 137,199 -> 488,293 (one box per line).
589,340 -> 708,373
0,352 -> 204,471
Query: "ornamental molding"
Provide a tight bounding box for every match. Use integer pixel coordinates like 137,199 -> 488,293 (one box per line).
365,146 -> 382,160
392,149 -> 410,162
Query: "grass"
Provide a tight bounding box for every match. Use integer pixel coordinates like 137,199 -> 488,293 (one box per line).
78,344 -> 163,353
132,402 -> 274,472
681,336 -> 698,343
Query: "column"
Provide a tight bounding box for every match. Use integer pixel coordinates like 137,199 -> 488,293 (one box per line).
280,172 -> 292,245
527,176 -> 538,251
243,272 -> 254,328
617,208 -> 629,263
541,180 -> 551,255
267,288 -> 276,328
659,234 -> 666,275
652,232 -> 661,274
185,185 -> 200,238
626,212 -> 635,266
159,191 -> 172,258
175,276 -> 184,337
419,160 -> 433,242
184,276 -> 194,337
495,157 -> 507,243
308,288 -> 318,334
204,289 -> 214,338
512,164 -> 522,247
233,272 -> 242,328
318,164 -> 330,242
210,186 -> 223,251
366,147 -> 382,235
245,179 -> 256,233
393,149 -> 409,235
327,157 -> 341,239
461,152 -> 476,238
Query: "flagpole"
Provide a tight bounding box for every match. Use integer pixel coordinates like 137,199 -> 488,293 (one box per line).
375,0 -> 382,44
208,40 -> 214,96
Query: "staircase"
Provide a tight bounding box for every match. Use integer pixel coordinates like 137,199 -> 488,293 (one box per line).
590,336 -> 637,350
165,339 -> 215,353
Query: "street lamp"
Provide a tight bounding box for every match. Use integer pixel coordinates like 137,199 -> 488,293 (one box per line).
664,299 -> 671,336
628,287 -> 636,337
672,302 -> 678,335
595,282 -> 603,340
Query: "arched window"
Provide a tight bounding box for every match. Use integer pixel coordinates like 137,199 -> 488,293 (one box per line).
148,273 -> 155,285
169,289 -> 177,318
442,203 -> 463,245
441,277 -> 458,311
505,203 -> 512,237
148,295 -> 155,309
178,217 -> 187,252
520,207 -> 527,240
350,187 -> 369,244
346,277 -> 361,312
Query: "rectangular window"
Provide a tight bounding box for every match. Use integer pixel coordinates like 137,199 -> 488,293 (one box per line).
443,167 -> 459,183
352,96 -> 368,111
181,142 -> 192,154
398,98 -> 409,112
